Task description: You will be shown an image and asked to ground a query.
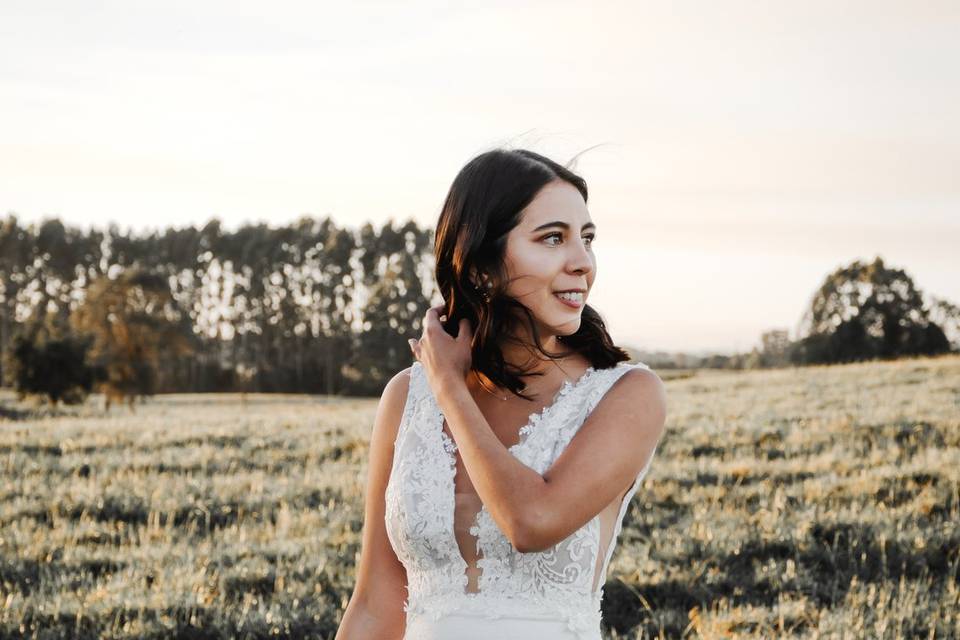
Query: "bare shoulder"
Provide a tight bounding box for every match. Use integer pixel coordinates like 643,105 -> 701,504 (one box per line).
373,366 -> 414,442
619,364 -> 666,397
384,365 -> 414,396
599,364 -> 667,434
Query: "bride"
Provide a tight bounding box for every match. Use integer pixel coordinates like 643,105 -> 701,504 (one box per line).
336,148 -> 667,639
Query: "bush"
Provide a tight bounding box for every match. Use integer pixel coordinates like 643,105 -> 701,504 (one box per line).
7,330 -> 96,405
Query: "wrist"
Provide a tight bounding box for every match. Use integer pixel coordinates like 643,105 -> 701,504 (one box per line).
435,375 -> 470,405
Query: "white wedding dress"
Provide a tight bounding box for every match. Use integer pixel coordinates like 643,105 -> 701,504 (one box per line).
384,360 -> 659,639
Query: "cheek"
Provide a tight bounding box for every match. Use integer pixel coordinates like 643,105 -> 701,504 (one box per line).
503,247 -> 555,292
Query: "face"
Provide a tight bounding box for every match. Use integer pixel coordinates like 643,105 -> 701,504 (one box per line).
501,179 -> 596,340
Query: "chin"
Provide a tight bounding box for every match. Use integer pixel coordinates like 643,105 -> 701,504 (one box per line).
553,320 -> 582,336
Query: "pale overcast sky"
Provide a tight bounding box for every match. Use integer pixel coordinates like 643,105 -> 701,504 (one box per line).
1,1 -> 957,353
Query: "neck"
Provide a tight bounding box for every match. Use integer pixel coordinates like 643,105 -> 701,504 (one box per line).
472,331 -> 577,396
501,335 -> 566,375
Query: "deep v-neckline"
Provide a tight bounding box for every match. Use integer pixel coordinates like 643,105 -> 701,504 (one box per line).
429,364 -> 602,595
437,365 -> 598,458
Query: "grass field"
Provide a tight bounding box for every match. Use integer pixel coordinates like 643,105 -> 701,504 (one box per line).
1,355 -> 958,639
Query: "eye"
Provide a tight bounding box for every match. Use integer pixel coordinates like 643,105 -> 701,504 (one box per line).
542,232 -> 596,247
543,232 -> 563,246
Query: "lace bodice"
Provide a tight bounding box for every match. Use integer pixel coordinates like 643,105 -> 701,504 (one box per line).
384,360 -> 658,638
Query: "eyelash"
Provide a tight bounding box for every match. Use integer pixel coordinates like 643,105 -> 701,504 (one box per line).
543,232 -> 595,247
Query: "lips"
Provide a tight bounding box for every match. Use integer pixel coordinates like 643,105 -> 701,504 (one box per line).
553,291 -> 584,308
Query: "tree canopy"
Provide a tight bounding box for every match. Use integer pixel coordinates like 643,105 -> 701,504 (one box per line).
792,257 -> 950,364
4,313 -> 94,406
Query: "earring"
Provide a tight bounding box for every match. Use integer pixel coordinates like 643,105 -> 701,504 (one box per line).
472,273 -> 492,301
474,280 -> 490,301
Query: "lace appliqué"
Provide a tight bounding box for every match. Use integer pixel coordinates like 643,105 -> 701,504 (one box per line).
384,361 -> 653,639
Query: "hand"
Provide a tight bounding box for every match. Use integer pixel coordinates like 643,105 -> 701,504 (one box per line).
408,303 -> 473,395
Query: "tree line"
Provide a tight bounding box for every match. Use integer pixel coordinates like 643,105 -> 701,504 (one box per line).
0,214 -> 435,405
1,213 -> 957,407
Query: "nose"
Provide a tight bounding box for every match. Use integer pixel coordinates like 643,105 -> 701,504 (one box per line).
567,236 -> 593,275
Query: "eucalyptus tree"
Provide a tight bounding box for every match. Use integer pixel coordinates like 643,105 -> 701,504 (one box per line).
350,219 -> 435,395
0,212 -> 440,396
0,215 -> 30,386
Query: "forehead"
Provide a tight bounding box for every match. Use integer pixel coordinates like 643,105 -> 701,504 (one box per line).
519,181 -> 590,228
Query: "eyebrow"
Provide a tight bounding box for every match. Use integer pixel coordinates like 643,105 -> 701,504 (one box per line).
530,221 -> 597,233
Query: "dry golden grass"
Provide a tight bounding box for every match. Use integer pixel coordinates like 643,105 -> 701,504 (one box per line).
1,355 -> 958,639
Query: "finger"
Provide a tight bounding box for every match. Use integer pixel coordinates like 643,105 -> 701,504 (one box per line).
423,307 -> 441,332
458,318 -> 472,341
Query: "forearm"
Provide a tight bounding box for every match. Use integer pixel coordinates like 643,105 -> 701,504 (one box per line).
435,380 -> 546,549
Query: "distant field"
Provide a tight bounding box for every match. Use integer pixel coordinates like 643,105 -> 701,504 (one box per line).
1,356 -> 958,639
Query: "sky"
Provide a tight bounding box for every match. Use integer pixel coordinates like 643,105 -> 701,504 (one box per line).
1,0 -> 958,353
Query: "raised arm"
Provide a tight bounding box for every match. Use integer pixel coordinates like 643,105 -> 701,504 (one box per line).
335,368 -> 412,640
519,367 -> 667,552
434,365 -> 666,554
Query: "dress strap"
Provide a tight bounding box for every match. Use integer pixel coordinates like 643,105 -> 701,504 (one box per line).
546,362 -> 653,463
394,361 -> 425,448
584,361 -> 651,414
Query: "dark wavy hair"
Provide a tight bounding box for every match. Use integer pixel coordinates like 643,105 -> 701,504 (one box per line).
435,148 -> 631,401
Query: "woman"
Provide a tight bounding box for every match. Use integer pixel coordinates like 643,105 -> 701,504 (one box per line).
336,148 -> 667,639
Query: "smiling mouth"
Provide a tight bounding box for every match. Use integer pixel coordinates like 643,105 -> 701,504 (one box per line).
553,291 -> 584,307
